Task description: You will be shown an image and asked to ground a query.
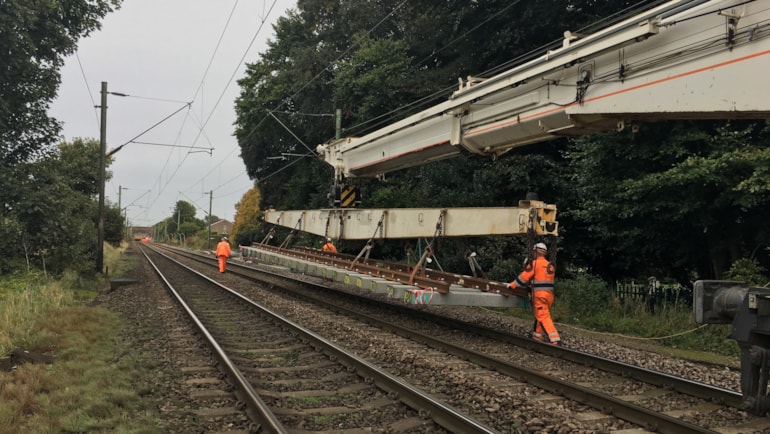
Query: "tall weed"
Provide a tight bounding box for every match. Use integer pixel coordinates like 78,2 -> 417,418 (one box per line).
555,275 -> 738,357
0,274 -> 73,355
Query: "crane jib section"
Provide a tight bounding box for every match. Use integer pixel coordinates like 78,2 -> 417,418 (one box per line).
316,0 -> 770,180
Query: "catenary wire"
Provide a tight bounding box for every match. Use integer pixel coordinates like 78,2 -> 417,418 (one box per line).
252,1 -> 665,183
139,0 -> 282,222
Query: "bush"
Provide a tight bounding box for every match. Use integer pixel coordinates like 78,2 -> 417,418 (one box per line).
724,257 -> 768,287
487,258 -> 521,284
556,274 -> 610,319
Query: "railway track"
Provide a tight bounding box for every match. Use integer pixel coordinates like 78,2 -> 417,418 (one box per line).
140,243 -> 497,433
142,243 -> 770,433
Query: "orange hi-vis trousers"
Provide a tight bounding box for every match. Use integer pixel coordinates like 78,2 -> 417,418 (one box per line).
218,256 -> 228,273
532,290 -> 560,344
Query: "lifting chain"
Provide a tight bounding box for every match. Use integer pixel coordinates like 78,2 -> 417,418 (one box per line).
434,210 -> 445,254
338,212 -> 344,243
349,212 -> 387,270
378,211 -> 386,239
279,216 -> 303,250
324,210 -> 332,241
260,226 -> 276,245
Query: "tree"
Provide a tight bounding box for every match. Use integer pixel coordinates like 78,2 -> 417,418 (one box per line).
203,214 -> 220,225
564,120 -> 770,283
232,186 -> 263,246
0,1 -> 121,274
0,0 -> 121,167
234,0 -> 724,279
235,0 -> 663,210
103,204 -> 126,246
168,201 -> 202,235
0,139 -> 114,275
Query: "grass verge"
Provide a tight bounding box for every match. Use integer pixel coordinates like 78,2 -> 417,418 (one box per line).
0,243 -> 166,433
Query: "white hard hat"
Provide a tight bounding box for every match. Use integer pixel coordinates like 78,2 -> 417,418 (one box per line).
534,242 -> 547,251
327,238 -> 332,242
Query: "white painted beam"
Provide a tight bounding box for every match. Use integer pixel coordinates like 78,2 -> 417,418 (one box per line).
263,204 -> 557,240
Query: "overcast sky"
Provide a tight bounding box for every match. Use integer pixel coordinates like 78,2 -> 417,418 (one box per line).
49,0 -> 296,227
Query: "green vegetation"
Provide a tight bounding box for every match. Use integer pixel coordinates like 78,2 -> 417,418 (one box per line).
2,0 -> 124,277
293,396 -> 322,405
0,243 -> 166,433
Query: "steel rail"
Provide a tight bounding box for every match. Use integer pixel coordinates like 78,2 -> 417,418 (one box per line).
142,243 -> 502,434
160,243 -> 742,411
263,244 -> 526,296
257,244 -> 454,292
164,245 -> 740,434
137,244 -> 288,434
266,281 -> 727,434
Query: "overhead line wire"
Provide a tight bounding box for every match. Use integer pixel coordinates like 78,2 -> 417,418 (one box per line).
145,0 -> 281,219
188,0 -> 241,106
348,0 -> 663,137
250,0 -> 409,184
243,0 -> 409,147
107,102 -> 191,156
174,0 -> 281,192
190,0 -> 281,149
143,0 -> 244,211
74,52 -> 100,130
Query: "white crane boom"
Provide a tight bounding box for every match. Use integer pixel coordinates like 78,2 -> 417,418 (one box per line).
316,0 -> 770,180
265,0 -> 770,241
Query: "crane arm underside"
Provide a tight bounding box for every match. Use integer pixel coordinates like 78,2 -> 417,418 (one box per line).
316,0 -> 770,180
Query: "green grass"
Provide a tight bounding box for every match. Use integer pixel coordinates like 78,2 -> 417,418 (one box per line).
0,243 -> 168,433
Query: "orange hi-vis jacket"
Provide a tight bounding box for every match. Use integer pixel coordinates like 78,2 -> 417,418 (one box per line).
216,240 -> 232,273
322,242 -> 337,253
511,255 -> 560,344
216,241 -> 231,258
512,256 -> 555,292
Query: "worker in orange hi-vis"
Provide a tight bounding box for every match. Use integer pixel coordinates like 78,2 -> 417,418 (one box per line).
322,238 -> 337,253
215,236 -> 231,273
509,242 -> 560,345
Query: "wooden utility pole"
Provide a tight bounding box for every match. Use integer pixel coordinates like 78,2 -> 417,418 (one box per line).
96,82 -> 107,273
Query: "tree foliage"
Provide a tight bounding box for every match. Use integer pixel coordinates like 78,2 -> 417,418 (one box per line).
1,1 -> 121,275
167,201 -> 203,236
232,186 -> 263,246
564,121 -> 770,282
0,0 -> 120,167
0,139 -> 123,275
235,0 -> 653,208
233,1 -> 770,285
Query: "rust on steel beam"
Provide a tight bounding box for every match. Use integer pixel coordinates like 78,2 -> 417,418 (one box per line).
255,245 -> 529,297
255,244 -> 452,293
295,246 -> 528,297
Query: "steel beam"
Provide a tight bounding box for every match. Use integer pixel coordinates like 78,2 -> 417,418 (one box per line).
263,203 -> 557,240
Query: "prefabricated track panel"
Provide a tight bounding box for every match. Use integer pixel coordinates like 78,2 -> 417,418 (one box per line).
240,245 -> 526,307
